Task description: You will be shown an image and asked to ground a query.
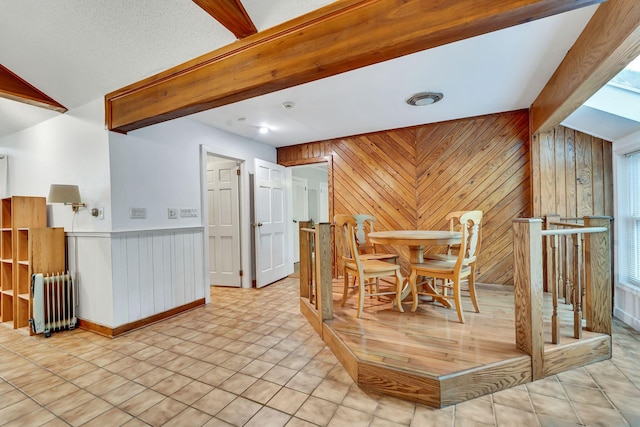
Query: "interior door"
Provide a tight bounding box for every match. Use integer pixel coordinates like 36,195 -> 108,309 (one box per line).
254,159 -> 288,287
292,176 -> 309,264
208,158 -> 241,287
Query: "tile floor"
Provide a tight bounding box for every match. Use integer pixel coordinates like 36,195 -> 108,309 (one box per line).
0,277 -> 639,426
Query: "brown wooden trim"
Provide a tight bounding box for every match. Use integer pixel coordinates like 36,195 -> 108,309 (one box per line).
542,335 -> 611,377
0,65 -> 66,113
531,0 -> 640,134
106,0 -> 601,133
193,0 -> 257,39
300,298 -> 322,336
78,298 -> 206,338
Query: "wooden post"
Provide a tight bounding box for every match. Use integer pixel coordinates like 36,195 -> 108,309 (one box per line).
315,223 -> 333,321
299,221 -> 312,299
584,216 -> 612,335
513,218 -> 544,380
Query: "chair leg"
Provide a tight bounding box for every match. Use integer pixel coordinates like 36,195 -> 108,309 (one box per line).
453,279 -> 465,323
341,271 -> 349,307
357,277 -> 365,318
468,268 -> 480,313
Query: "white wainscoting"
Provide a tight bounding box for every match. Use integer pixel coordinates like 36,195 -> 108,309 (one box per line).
615,283 -> 640,332
67,233 -> 115,327
111,228 -> 205,327
68,227 -> 205,328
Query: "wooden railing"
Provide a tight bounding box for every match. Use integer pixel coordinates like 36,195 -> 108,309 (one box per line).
513,216 -> 612,380
298,221 -> 333,336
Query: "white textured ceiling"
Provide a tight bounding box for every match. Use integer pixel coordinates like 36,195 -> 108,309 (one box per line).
1,1 -> 633,146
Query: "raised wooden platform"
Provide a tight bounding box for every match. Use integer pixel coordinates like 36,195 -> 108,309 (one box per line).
302,281 -> 611,408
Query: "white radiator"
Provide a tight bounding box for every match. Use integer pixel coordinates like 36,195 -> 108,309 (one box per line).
30,272 -> 77,337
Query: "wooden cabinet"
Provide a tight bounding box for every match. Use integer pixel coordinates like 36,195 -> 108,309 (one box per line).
0,196 -> 56,330
17,228 -> 65,332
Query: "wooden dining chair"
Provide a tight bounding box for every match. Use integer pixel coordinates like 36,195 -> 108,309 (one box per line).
334,214 -> 399,294
336,216 -> 404,318
409,210 -> 482,323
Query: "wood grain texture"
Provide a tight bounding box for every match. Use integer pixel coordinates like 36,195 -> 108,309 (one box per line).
278,110 -> 531,286
0,64 -> 66,112
531,0 -> 640,134
513,219 -> 545,380
106,0 -> 602,133
193,0 -> 257,39
531,125 -> 613,218
542,334 -> 611,377
319,278 -> 610,407
584,216 -> 612,335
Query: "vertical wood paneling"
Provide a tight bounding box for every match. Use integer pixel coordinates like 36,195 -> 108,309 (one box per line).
163,234 -> 173,309
152,235 -> 165,313
531,125 -> 613,218
111,229 -> 204,325
554,127 -> 566,217
565,129 -> 578,218
139,235 -> 153,318
278,110 -> 530,285
126,237 -> 141,321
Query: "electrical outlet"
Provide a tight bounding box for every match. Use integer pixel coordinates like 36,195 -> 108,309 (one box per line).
180,208 -> 198,218
168,208 -> 178,219
130,207 -> 146,219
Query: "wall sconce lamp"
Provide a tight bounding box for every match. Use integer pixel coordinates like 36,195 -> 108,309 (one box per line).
48,184 -> 99,216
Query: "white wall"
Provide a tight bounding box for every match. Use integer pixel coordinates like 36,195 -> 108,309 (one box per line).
0,99 -> 278,328
0,98 -> 111,232
613,129 -> 640,331
109,117 -> 276,231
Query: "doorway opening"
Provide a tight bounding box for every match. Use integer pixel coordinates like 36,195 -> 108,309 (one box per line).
289,163 -> 329,273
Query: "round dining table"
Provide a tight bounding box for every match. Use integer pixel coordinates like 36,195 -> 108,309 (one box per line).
368,230 -> 462,263
368,230 -> 462,308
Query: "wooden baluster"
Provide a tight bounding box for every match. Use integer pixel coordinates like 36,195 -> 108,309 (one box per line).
573,233 -> 583,339
551,234 -> 560,344
565,234 -> 572,304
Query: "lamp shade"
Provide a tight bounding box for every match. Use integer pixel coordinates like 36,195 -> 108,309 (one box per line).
48,184 -> 82,204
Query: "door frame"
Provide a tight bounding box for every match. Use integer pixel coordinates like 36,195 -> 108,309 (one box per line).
200,145 -> 252,289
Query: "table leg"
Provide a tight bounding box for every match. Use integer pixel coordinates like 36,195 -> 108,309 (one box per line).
408,245 -> 452,309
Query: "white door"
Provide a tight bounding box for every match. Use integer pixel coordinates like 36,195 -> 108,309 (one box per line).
292,176 -> 309,263
319,182 -> 329,222
208,158 -> 241,287
254,159 -> 288,287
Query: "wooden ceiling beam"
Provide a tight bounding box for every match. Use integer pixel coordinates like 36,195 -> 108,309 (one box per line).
531,0 -> 640,135
106,0 -> 603,134
0,64 -> 66,113
193,0 -> 257,39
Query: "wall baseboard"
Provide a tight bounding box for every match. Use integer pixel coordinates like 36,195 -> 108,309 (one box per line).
78,298 -> 206,338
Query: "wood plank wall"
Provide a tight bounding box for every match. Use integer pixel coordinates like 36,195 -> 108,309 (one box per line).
531,126 -> 613,218
278,110 -> 530,286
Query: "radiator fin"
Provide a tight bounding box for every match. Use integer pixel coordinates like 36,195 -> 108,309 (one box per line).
30,272 -> 77,337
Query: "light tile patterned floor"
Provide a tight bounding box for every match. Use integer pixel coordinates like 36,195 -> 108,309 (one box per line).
0,277 -> 639,426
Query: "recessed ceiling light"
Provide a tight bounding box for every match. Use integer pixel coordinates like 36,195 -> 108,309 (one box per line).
282,101 -> 295,109
406,92 -> 444,106
258,126 -> 269,134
